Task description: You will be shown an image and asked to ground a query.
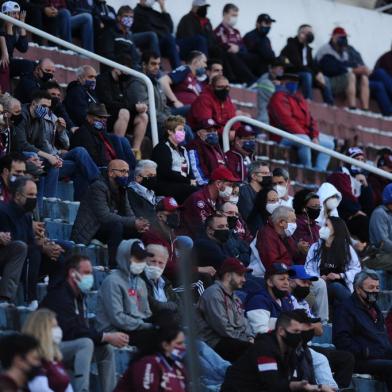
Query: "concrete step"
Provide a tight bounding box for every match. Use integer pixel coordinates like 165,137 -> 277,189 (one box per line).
56,181 -> 75,202
92,267 -> 112,290
71,243 -> 109,267
352,375 -> 387,392
42,198 -> 80,224
376,271 -> 392,291
44,219 -> 73,241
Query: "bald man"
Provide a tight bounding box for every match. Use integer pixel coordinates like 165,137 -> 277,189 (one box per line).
14,58 -> 56,104
71,159 -> 150,268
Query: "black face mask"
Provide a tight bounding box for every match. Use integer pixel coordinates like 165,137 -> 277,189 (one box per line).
363,290 -> 379,304
214,89 -> 229,101
261,175 -> 272,187
305,32 -> 314,44
258,26 -> 270,36
337,36 -> 348,48
227,216 -> 238,230
272,286 -> 287,299
141,176 -> 157,191
306,207 -> 321,221
301,329 -> 315,345
292,285 -> 310,301
282,330 -> 302,349
196,5 -> 208,17
40,71 -> 54,82
11,114 -> 22,124
50,96 -> 60,109
166,213 -> 180,229
23,197 -> 37,213
25,363 -> 42,381
213,229 -> 230,243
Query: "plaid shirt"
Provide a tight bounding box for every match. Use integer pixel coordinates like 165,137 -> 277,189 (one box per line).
214,22 -> 244,50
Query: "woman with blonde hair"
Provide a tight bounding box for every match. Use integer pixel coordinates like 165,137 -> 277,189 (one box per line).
22,308 -> 73,392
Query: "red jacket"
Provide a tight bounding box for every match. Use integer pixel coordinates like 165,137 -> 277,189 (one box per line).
256,221 -> 299,271
268,91 -> 319,142
225,149 -> 253,182
187,86 -> 239,134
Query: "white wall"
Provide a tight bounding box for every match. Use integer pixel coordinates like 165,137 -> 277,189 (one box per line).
108,0 -> 392,68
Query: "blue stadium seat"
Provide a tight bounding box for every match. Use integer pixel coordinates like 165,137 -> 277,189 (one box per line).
352,375 -> 387,392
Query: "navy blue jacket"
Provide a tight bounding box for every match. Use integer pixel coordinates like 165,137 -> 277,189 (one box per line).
333,293 -> 392,360
14,75 -> 43,104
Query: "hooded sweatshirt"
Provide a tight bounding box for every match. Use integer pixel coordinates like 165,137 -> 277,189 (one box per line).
96,239 -> 153,333
316,182 -> 342,226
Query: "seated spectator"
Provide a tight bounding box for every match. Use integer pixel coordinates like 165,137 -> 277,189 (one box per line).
280,24 -> 333,104
133,0 -> 180,69
219,201 -> 251,243
268,73 -> 335,170
159,50 -> 207,115
14,58 -> 55,104
206,58 -> 224,84
368,183 -> 392,271
197,257 -> 253,361
375,44 -> 392,78
152,115 -> 197,203
238,161 -> 271,223
70,103 -> 136,169
272,167 -> 293,207
305,217 -> 361,303
213,3 -> 256,85
368,149 -> 392,206
243,13 -> 276,77
333,269 -> 392,390
41,254 -> 127,392
194,212 -> 250,272
316,27 -> 367,110
65,65 -> 97,127
317,182 -> 342,227
181,166 -> 239,237
96,239 -> 154,343
0,152 -> 26,202
71,159 -> 149,267
187,75 -> 239,136
22,309 -> 72,392
0,333 -> 40,391
114,316 -> 186,392
225,124 -> 256,182
142,243 -> 179,315
127,159 -> 159,222
187,119 -> 227,186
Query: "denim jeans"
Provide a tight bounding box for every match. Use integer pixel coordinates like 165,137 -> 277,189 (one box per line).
355,358 -> 392,391
159,33 -> 181,69
177,35 -> 209,58
298,71 -> 334,105
370,68 -> 392,116
327,281 -> 351,303
59,147 -> 100,201
280,133 -> 335,170
131,31 -> 160,56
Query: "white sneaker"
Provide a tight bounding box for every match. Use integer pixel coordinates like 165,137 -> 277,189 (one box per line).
27,300 -> 38,311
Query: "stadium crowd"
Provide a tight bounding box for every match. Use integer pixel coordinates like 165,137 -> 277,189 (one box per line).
0,0 -> 392,391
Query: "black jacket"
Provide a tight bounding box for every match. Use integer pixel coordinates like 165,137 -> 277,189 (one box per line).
132,4 -> 173,38
127,187 -> 157,223
14,74 -> 43,104
40,281 -> 103,344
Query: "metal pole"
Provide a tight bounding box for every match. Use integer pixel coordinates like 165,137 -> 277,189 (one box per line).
222,115 -> 392,181
0,12 -> 159,146
375,3 -> 392,12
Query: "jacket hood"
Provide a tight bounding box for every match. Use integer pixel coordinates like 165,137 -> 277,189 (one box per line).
317,182 -> 342,204
115,238 -> 141,276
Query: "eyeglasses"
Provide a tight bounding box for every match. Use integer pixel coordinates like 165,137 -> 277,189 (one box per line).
111,168 -> 129,175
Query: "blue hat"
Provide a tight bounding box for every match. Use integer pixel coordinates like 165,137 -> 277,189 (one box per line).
383,183 -> 392,205
265,262 -> 295,278
289,265 -> 318,281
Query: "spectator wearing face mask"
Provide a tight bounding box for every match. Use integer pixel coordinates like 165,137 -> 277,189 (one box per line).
243,13 -> 276,77
268,73 -> 335,171
152,116 -> 197,204
272,167 -> 293,208
305,217 -> 361,304
280,24 -> 333,104
219,201 -> 251,244
0,152 -> 27,202
213,4 -> 257,86
187,119 -> 227,186
316,182 -> 342,227
225,124 -> 256,182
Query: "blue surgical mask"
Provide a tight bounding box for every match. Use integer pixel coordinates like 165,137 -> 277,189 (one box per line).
242,140 -> 256,153
121,16 -> 133,29
195,67 -> 206,77
93,120 -> 105,130
205,133 -> 219,145
285,81 -> 298,94
84,79 -> 96,90
77,274 -> 94,293
115,176 -> 129,188
34,105 -> 48,119
259,26 -> 270,35
170,347 -> 186,362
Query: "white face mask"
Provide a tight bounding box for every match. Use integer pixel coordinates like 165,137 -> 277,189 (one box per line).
266,201 -> 280,214
219,186 -> 233,199
319,226 -> 331,241
145,265 -> 163,280
144,0 -> 155,7
229,195 -> 239,204
284,222 -> 297,237
130,262 -> 146,275
274,184 -> 287,199
52,326 -> 63,345
352,178 -> 362,198
325,197 -> 339,211
228,16 -> 237,27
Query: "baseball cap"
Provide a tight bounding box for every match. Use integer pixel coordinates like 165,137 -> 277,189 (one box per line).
194,118 -> 217,132
347,147 -> 364,159
332,27 -> 347,36
1,1 -> 20,13
289,265 -> 318,281
383,183 -> 392,205
192,0 -> 210,6
277,72 -> 300,82
257,13 -> 276,23
156,196 -> 179,212
377,152 -> 392,169
219,257 -> 252,276
271,56 -> 291,68
265,262 -> 295,278
131,241 -> 153,260
210,166 -> 240,182
236,124 -> 256,139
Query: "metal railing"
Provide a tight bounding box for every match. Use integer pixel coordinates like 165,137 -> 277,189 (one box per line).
0,12 -> 159,146
223,115 -> 392,180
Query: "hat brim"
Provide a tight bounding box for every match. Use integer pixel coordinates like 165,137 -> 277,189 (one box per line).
88,112 -> 111,117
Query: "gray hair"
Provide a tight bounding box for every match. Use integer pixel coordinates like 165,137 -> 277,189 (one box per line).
76,65 -> 95,79
220,201 -> 237,212
146,244 -> 169,261
9,175 -> 35,198
248,161 -> 269,180
353,269 -> 380,290
134,159 -> 157,177
0,94 -> 19,112
270,205 -> 294,224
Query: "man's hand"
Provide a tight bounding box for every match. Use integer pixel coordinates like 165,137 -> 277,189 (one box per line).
47,155 -> 63,168
326,272 -> 341,281
0,51 -> 9,68
26,155 -> 44,170
173,100 -> 184,108
135,102 -> 148,113
0,232 -> 11,246
228,44 -> 240,54
135,218 -> 150,233
103,332 -> 129,348
190,179 -> 197,186
42,241 -> 64,261
354,241 -> 367,252
56,117 -> 67,130
289,381 -> 319,391
44,6 -> 58,17
33,221 -> 45,238
315,72 -> 326,87
198,266 -> 216,276
353,65 -> 370,76
298,240 -> 310,255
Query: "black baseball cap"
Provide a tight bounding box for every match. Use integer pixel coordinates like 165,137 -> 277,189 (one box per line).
131,241 -> 153,260
257,13 -> 276,24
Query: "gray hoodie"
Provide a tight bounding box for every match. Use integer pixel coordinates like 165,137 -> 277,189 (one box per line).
95,239 -> 153,333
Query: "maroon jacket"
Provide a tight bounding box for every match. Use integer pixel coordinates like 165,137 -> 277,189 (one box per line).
292,214 -> 320,264
214,22 -> 244,50
225,149 -> 253,182
43,360 -> 71,392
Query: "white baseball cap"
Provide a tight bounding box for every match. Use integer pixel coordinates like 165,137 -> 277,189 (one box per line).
192,0 -> 210,6
1,1 -> 21,14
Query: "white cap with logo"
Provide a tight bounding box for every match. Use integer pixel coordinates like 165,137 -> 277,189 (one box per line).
1,1 -> 20,13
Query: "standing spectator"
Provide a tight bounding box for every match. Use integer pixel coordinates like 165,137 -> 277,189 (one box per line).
243,13 -> 276,77
272,167 -> 293,208
159,50 -> 207,115
268,73 -> 335,170
41,255 -> 127,392
280,24 -> 333,104
213,3 -> 256,85
197,257 -> 253,361
152,115 -> 197,203
132,0 -> 180,69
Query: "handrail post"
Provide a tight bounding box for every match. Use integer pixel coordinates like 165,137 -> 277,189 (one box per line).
222,115 -> 392,181
0,12 -> 159,146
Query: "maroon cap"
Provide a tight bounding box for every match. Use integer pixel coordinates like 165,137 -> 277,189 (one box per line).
210,166 -> 240,182
235,124 -> 256,139
332,27 -> 347,36
195,118 -> 218,132
219,257 -> 252,276
156,196 -> 179,212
